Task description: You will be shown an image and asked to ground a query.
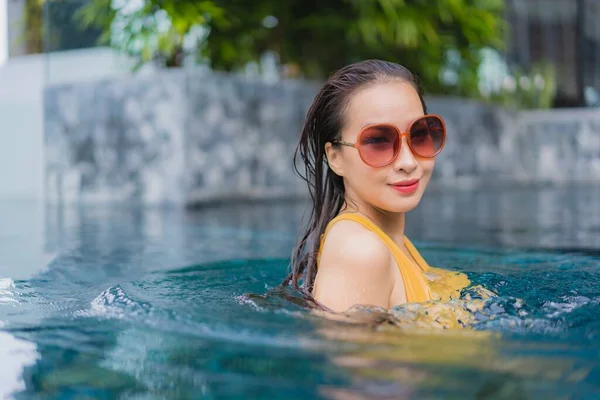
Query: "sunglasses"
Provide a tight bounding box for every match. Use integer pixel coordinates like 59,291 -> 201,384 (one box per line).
331,114 -> 446,167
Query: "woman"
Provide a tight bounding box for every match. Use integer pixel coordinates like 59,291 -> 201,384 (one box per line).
281,59 -> 472,313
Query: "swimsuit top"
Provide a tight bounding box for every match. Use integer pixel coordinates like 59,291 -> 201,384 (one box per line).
317,213 -> 471,303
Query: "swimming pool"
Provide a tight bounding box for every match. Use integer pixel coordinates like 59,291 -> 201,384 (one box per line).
1,185 -> 600,399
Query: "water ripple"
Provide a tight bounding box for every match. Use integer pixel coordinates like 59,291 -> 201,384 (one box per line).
75,285 -> 153,320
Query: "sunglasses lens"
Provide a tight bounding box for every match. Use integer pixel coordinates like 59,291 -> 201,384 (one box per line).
358,125 -> 399,166
410,116 -> 445,157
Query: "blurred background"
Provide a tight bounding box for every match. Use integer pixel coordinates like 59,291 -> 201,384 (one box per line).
2,2 -> 600,398
6,0 -> 600,104
0,0 -> 599,204
0,0 -> 598,201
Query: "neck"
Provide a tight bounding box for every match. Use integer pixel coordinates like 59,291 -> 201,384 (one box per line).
340,199 -> 406,246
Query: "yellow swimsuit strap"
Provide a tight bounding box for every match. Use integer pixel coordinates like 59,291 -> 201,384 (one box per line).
318,213 -> 433,303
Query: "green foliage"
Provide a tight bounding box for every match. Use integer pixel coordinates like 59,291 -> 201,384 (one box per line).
74,0 -> 116,47
78,0 -> 506,96
20,0 -> 45,54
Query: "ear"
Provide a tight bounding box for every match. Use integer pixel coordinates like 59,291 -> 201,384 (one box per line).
324,142 -> 345,177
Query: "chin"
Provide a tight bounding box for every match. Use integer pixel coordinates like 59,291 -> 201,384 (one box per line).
397,201 -> 421,213
378,198 -> 421,214
384,192 -> 425,213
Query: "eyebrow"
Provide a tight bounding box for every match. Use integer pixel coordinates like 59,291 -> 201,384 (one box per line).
360,115 -> 424,130
360,122 -> 389,128
360,122 -> 399,131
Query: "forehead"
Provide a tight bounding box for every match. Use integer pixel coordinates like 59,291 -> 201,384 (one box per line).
344,81 -> 424,131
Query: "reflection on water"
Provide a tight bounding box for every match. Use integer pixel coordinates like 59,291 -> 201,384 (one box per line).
0,186 -> 599,398
0,200 -> 50,280
315,320 -> 594,399
32,184 -> 600,287
409,184 -> 600,250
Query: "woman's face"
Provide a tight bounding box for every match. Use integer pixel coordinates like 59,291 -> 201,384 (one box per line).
325,80 -> 436,214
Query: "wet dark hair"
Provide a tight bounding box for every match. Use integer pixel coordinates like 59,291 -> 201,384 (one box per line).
279,59 -> 428,303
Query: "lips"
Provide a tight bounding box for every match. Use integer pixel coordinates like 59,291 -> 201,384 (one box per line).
389,179 -> 420,194
391,179 -> 419,187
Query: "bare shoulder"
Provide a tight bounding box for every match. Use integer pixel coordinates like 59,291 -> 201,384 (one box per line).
319,219 -> 392,268
313,219 -> 395,312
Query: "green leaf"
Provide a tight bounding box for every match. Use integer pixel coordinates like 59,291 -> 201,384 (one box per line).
74,0 -> 508,101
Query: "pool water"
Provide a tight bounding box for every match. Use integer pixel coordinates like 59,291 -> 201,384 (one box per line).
1,186 -> 600,399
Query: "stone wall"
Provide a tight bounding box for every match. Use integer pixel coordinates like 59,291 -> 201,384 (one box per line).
511,109 -> 600,183
44,69 -> 600,206
427,98 -> 600,185
425,97 -> 515,185
44,69 -> 318,205
45,70 -> 188,205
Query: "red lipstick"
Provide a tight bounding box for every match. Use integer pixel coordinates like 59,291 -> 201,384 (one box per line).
390,179 -> 420,194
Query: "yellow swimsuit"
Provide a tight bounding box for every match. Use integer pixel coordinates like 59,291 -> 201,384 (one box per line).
317,213 -> 472,303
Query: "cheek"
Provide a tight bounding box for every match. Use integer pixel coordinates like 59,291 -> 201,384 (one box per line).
420,159 -> 435,176
354,163 -> 379,185
346,159 -> 385,189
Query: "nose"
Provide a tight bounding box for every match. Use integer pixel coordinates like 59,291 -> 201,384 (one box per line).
392,136 -> 418,174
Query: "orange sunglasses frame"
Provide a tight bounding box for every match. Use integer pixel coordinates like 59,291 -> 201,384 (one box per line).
331,114 -> 447,167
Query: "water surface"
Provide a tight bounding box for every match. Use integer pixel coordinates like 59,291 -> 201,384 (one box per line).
1,186 -> 600,399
